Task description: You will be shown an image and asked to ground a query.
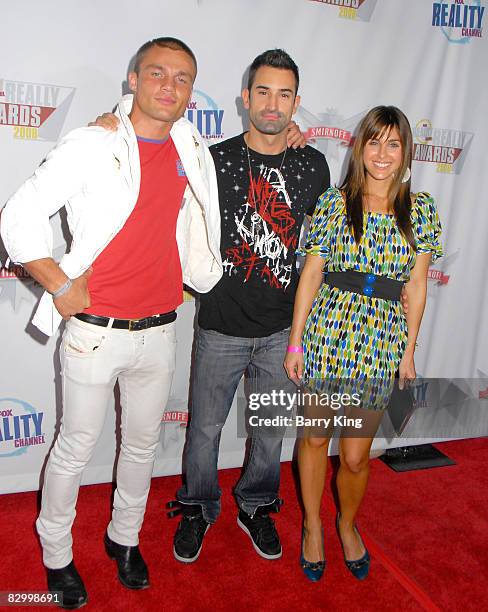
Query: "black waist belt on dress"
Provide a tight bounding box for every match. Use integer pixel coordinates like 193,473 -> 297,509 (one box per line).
74,311 -> 177,331
325,271 -> 403,301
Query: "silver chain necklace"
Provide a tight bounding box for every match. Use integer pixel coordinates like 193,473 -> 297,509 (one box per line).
245,141 -> 287,210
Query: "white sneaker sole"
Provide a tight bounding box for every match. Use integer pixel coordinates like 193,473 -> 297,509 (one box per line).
173,524 -> 210,563
237,517 -> 282,560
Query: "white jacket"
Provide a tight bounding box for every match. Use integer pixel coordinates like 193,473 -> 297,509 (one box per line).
1,95 -> 222,336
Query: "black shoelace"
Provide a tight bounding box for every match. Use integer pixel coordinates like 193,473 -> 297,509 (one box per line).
249,514 -> 277,543
177,513 -> 207,544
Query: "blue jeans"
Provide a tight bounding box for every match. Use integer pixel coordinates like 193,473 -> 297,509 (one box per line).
176,326 -> 295,523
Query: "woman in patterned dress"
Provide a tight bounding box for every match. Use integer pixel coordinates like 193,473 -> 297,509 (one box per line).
284,106 -> 442,581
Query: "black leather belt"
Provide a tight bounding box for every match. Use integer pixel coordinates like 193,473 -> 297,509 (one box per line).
325,271 -> 403,301
74,311 -> 177,331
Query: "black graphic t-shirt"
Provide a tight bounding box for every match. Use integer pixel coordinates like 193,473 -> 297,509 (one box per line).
199,133 -> 330,337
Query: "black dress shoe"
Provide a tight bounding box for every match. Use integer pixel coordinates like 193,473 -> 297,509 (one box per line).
46,561 -> 87,610
104,532 -> 149,590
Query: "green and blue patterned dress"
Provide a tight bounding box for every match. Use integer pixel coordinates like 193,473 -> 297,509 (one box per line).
300,187 -> 442,409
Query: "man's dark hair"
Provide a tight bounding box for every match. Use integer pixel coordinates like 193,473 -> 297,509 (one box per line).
247,49 -> 299,94
134,37 -> 197,75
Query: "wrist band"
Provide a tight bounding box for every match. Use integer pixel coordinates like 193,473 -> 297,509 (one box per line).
287,345 -> 303,353
51,278 -> 72,299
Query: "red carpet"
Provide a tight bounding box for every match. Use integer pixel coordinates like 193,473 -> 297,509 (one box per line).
1,438 -> 486,611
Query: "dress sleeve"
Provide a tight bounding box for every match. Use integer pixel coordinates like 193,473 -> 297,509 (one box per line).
412,192 -> 443,262
297,187 -> 343,259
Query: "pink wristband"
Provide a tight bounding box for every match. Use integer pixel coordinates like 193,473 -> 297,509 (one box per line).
287,345 -> 303,353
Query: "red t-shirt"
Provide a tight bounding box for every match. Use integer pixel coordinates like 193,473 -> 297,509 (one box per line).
85,136 -> 187,319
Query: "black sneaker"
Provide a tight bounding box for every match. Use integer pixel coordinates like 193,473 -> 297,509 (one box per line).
173,504 -> 210,563
237,505 -> 282,560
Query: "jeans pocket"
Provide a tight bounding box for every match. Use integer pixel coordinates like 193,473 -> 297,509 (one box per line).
164,322 -> 177,346
63,322 -> 107,357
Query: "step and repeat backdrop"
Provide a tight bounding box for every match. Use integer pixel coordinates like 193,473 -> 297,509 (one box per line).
1,0 -> 487,493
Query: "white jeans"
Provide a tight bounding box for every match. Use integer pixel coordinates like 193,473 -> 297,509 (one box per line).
36,316 -> 176,569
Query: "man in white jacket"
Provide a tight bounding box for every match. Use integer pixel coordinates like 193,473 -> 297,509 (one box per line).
1,37 -> 222,609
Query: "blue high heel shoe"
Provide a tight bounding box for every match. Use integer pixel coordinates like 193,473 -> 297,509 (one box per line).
336,513 -> 370,580
300,526 -> 326,582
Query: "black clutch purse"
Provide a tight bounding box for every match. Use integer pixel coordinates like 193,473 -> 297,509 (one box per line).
387,379 -> 416,435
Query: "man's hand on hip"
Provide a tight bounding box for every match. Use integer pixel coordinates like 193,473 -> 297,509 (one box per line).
54,268 -> 93,320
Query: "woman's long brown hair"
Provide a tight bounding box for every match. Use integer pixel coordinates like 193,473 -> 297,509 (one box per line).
340,106 -> 416,250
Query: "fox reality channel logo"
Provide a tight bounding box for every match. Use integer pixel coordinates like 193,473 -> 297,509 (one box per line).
0,78 -> 75,141
0,398 -> 45,458
432,0 -> 484,43
308,0 -> 378,21
185,90 -> 224,142
412,119 -> 474,174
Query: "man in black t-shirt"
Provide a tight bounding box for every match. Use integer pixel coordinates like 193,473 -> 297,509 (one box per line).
199,133 -> 328,336
174,49 -> 330,563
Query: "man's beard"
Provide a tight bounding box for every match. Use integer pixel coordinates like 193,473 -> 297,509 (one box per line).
250,111 -> 288,135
